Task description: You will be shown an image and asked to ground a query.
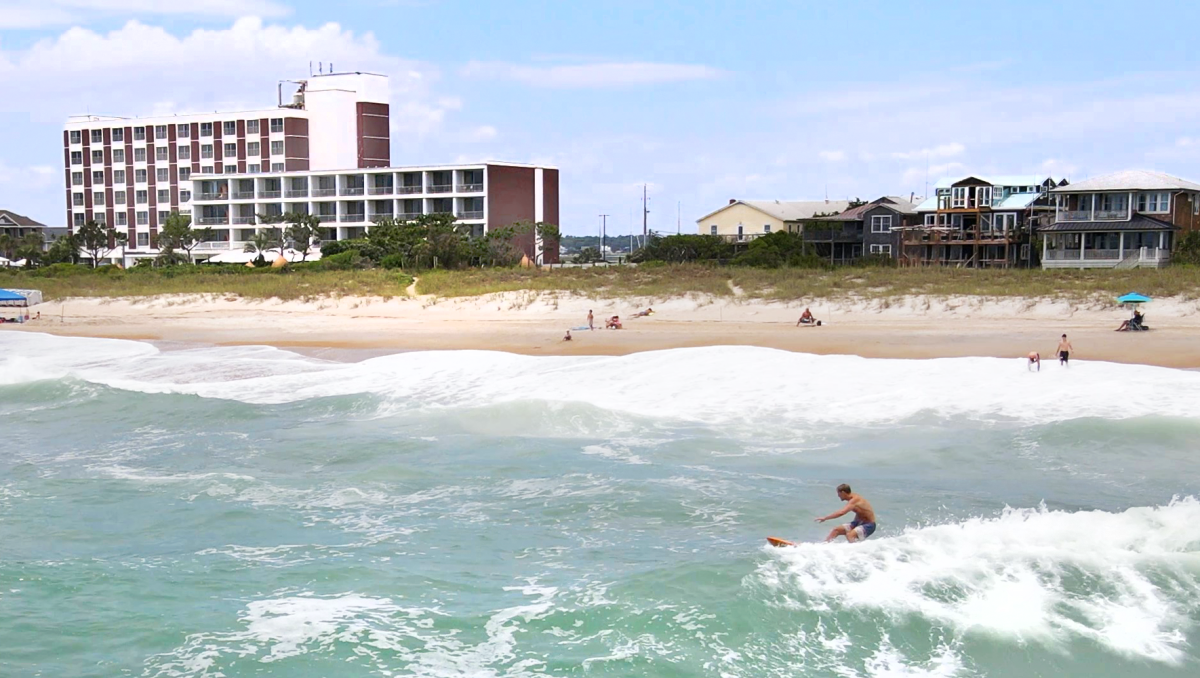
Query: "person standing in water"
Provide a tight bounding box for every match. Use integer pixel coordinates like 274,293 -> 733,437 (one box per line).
815,484 -> 877,542
1057,334 -> 1073,366
1028,351 -> 1040,371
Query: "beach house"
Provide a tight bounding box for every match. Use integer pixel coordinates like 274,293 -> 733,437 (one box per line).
696,199 -> 851,242
898,175 -> 1059,268
800,196 -> 919,263
1039,170 -> 1200,269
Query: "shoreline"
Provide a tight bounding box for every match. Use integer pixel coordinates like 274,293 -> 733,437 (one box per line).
6,292 -> 1200,368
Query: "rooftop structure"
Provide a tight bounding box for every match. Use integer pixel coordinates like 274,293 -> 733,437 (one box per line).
697,199 -> 852,241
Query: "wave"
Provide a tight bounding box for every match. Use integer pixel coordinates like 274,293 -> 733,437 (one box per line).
5,333 -> 1200,430
755,497 -> 1200,665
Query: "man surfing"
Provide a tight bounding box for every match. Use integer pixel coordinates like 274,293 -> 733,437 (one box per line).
815,483 -> 877,543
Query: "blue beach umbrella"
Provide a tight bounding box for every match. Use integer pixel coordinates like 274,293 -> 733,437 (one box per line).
1116,292 -> 1151,304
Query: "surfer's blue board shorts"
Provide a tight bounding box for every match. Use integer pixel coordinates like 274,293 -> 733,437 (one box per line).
846,519 -> 876,540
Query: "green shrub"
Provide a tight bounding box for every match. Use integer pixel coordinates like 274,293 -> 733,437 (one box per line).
318,249 -> 363,271
380,254 -> 406,269
31,263 -> 93,277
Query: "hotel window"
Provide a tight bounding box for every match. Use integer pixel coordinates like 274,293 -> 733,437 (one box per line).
112,128 -> 124,143
247,142 -> 260,157
223,121 -> 236,136
200,122 -> 213,137
870,244 -> 892,255
135,169 -> 148,183
93,191 -> 104,205
201,166 -> 214,174
115,190 -> 126,204
246,119 -> 260,134
870,215 -> 892,233
70,130 -> 82,144
248,164 -> 260,174
116,212 -> 127,226
136,211 -> 148,225
113,148 -> 125,163
158,210 -> 171,224
156,147 -> 169,162
137,232 -> 149,247
155,125 -> 168,140
270,118 -> 283,133
114,170 -> 125,184
158,189 -> 170,203
224,165 -> 238,174
92,171 -> 104,185
134,148 -> 146,163
224,143 -> 236,157
71,151 -> 82,165
1137,192 -> 1170,213
271,163 -> 285,172
91,150 -> 103,164
94,213 -> 106,225
270,141 -> 283,156
201,144 -> 214,159
91,130 -> 103,144
134,127 -> 146,141
179,146 -> 192,161
177,124 -> 190,138
136,190 -> 148,204
179,168 -> 191,181
71,172 -> 83,186
73,193 -> 83,206
157,168 -> 169,182
73,213 -> 85,226
180,190 -> 191,203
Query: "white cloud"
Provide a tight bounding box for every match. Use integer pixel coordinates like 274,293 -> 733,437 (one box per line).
818,150 -> 846,162
901,162 -> 965,186
0,0 -> 291,29
891,143 -> 965,161
459,61 -> 723,88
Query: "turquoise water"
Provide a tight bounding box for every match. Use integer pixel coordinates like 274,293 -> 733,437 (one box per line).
2,332 -> 1199,677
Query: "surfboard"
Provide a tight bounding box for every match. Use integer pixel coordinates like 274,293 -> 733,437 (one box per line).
766,536 -> 796,547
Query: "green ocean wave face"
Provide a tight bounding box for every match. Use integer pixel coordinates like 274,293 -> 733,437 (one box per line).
2,332 -> 1199,677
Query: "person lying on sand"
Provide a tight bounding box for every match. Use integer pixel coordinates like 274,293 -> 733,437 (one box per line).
1027,351 -> 1040,371
797,308 -> 817,326
632,307 -> 653,318
815,483 -> 877,543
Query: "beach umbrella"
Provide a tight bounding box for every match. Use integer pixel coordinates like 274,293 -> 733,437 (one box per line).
1116,292 -> 1151,304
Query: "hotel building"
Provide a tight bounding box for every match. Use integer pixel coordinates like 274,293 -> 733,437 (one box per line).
62,72 -> 559,265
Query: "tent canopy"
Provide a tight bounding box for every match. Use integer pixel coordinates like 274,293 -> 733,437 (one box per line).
1116,293 -> 1152,304
0,288 -> 26,301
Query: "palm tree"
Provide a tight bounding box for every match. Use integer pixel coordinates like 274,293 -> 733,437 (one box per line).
15,233 -> 44,267
0,233 -> 13,259
243,231 -> 272,264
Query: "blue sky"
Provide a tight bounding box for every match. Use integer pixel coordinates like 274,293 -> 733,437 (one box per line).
2,0 -> 1200,234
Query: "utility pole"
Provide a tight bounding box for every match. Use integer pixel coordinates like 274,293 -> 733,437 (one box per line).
599,214 -> 609,259
642,184 -> 650,248
677,201 -> 681,235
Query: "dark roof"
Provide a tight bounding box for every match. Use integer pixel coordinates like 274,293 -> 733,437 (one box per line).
0,210 -> 46,228
1039,213 -> 1178,232
828,196 -> 917,221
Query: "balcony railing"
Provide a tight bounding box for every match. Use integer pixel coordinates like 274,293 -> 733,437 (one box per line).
458,210 -> 484,219
258,190 -> 281,199
312,187 -> 337,197
341,187 -> 365,196
368,185 -> 394,195
231,191 -> 255,200
398,185 -> 423,194
197,216 -> 228,225
285,189 -> 309,198
232,216 -> 255,225
370,213 -> 395,223
399,212 -> 423,220
198,192 -> 226,201
194,241 -> 234,250
316,214 -> 337,222
1060,209 -> 1130,222
339,213 -> 366,223
459,183 -> 483,193
428,184 -> 452,194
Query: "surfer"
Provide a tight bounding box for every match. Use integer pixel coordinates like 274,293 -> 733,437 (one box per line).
815,484 -> 877,543
1057,334 -> 1073,366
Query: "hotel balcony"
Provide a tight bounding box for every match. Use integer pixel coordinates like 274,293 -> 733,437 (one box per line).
370,212 -> 395,223
315,214 -> 337,223
285,189 -> 309,199
231,191 -> 255,200
427,184 -> 453,194
458,210 -> 484,219
397,185 -> 423,194
312,187 -> 337,197
341,187 -> 365,197
339,213 -> 366,223
197,216 -> 228,225
198,192 -> 226,201
259,190 -> 281,199
459,183 -> 483,193
399,212 -> 423,220
368,185 -> 393,195
232,216 -> 256,225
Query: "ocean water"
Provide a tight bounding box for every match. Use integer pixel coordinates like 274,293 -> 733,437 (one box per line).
1,332 -> 1199,678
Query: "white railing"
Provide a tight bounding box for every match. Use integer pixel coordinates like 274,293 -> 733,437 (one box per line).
339,213 -> 366,223
459,183 -> 483,193
398,185 -> 423,194
458,210 -> 484,219
428,184 -> 452,193
285,189 -> 308,198
341,187 -> 365,196
258,190 -> 281,199
231,191 -> 255,200
368,186 -> 393,195
196,216 -> 228,225
312,188 -> 337,197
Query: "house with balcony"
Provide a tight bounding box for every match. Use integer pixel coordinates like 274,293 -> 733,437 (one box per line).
899,175 -> 1059,268
1040,170 -> 1200,269
696,199 -> 852,242
800,196 -> 919,263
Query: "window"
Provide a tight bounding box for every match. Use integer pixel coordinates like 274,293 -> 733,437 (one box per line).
924,213 -> 936,226
70,130 -> 82,144
178,146 -> 191,161
73,213 -> 85,227
200,122 -> 213,137
91,150 -> 103,164
134,126 -> 146,141
764,224 -> 772,233
710,225 -> 717,235
1137,192 -> 1170,213
201,144 -> 214,159
870,244 -> 893,255
71,151 -> 82,165
977,186 -> 993,206
270,140 -> 283,156
137,232 -> 149,247
180,190 -> 191,203
92,171 -> 104,185
158,189 -> 170,203
870,214 -> 893,233
179,168 -> 191,181
157,168 -> 169,183
247,142 -> 260,157
94,213 -> 106,225
91,130 -> 103,144
116,212 -> 127,226
155,125 -> 168,140
72,172 -> 83,186
270,118 -> 283,133
246,119 -> 260,134
136,211 -> 148,225
113,148 -> 125,163
134,148 -> 146,163
224,165 -> 238,174
73,193 -> 83,206
994,213 -> 1016,234
201,166 -> 214,174
951,186 -> 967,208
112,128 -> 124,143
114,170 -> 125,184
136,190 -> 148,204
224,143 -> 237,157
115,190 -> 126,204
93,191 -> 104,205
223,121 -> 236,136
248,164 -> 260,174
158,211 -> 171,224
156,147 -> 169,162
135,169 -> 147,183
177,124 -> 190,138
271,163 -> 285,172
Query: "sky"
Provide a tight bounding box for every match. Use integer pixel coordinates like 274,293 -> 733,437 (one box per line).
2,0 -> 1200,235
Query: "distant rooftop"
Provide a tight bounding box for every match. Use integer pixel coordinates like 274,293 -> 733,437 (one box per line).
1049,170 -> 1200,193
697,199 -> 852,223
933,175 -> 1051,189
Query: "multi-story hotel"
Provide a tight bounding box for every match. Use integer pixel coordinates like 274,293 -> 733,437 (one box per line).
62,72 -> 559,265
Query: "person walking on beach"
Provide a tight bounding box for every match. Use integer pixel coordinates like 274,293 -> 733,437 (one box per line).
1057,334 -> 1073,366
815,484 -> 877,543
587,310 -> 594,330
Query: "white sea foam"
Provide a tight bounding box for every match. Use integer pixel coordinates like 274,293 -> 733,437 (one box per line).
6,333 -> 1200,433
756,497 -> 1200,665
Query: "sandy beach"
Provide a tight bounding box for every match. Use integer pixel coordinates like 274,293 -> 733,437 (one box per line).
5,292 -> 1200,367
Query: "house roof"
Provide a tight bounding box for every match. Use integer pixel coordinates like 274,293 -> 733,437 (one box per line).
933,175 -> 1050,189
696,199 -> 852,223
0,210 -> 46,228
1039,213 -> 1178,232
914,196 -> 938,212
1049,170 -> 1200,193
996,193 -> 1041,210
829,196 -> 918,221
